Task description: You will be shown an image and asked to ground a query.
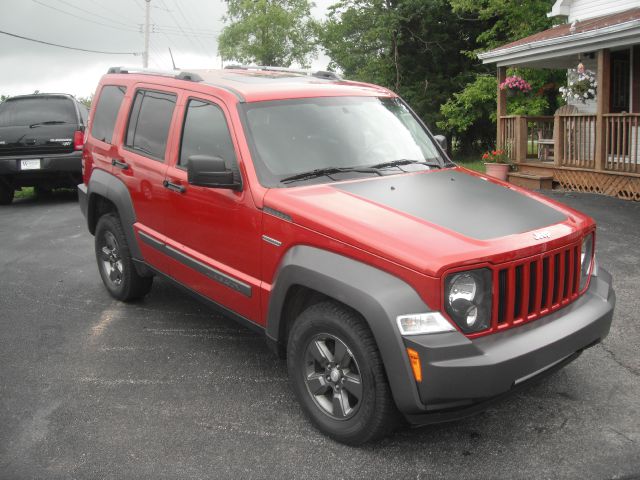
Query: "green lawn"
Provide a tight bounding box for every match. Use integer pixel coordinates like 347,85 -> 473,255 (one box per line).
15,187 -> 34,199
452,155 -> 485,173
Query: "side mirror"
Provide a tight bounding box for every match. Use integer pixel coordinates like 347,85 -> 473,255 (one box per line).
187,155 -> 240,190
433,134 -> 448,153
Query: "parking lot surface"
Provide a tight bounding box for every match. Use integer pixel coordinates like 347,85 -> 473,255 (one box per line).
0,190 -> 639,479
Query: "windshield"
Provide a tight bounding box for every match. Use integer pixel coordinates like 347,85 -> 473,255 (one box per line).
241,96 -> 447,187
0,97 -> 76,127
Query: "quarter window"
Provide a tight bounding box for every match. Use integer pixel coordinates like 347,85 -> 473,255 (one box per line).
91,86 -> 126,144
126,90 -> 176,161
179,99 -> 237,170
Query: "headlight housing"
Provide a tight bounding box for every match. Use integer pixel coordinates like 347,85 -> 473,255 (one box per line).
444,268 -> 492,334
579,232 -> 595,291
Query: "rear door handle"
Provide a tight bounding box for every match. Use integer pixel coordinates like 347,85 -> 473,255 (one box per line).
163,180 -> 186,193
111,159 -> 129,170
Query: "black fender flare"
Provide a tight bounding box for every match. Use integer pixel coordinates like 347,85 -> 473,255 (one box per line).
266,245 -> 429,414
86,169 -> 144,265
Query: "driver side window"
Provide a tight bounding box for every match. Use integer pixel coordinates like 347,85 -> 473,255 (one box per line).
179,99 -> 238,172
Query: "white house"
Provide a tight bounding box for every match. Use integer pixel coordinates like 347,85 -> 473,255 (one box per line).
478,0 -> 640,200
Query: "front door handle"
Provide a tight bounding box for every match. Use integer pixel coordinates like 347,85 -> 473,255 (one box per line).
163,180 -> 186,193
111,158 -> 129,170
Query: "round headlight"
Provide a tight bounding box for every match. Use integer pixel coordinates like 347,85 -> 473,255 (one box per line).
448,273 -> 477,307
444,269 -> 492,334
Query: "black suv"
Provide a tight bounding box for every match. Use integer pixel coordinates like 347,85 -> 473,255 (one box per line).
0,93 -> 88,204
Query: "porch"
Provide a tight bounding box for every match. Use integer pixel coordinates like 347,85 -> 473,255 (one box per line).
479,8 -> 640,200
499,110 -> 640,200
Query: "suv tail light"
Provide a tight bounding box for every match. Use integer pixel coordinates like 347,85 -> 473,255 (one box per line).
73,130 -> 84,151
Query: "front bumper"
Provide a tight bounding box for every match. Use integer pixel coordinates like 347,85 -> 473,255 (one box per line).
400,267 -> 615,424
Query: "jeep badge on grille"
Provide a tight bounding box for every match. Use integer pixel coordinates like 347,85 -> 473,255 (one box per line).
533,231 -> 551,240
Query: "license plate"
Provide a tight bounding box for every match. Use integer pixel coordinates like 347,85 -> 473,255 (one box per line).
20,159 -> 41,170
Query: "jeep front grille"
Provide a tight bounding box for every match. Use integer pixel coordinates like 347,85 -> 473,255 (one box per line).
493,241 -> 583,331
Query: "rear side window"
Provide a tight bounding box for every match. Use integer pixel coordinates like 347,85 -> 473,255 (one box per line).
91,86 -> 125,143
0,97 -> 76,127
126,90 -> 176,161
179,99 -> 237,168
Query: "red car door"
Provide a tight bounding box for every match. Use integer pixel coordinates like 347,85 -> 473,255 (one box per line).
112,85 -> 181,274
161,94 -> 263,324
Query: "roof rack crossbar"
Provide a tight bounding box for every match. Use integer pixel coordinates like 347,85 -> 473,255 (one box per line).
223,65 -> 342,81
107,67 -> 203,82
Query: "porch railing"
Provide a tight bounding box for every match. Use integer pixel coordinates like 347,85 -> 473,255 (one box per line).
558,114 -> 597,169
605,114 -> 640,173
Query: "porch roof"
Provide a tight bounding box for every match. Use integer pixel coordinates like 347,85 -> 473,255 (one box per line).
478,8 -> 640,68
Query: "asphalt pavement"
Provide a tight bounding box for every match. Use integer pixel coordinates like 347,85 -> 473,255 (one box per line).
0,189 -> 638,479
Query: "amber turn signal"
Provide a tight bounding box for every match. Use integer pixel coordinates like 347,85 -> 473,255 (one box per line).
406,348 -> 422,383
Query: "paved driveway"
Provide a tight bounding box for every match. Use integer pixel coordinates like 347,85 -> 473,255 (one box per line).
0,190 -> 638,479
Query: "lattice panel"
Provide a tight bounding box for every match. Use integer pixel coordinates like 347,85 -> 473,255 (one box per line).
554,170 -> 640,201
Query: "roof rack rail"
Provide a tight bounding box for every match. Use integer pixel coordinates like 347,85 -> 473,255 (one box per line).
223,65 -> 342,81
106,66 -> 203,82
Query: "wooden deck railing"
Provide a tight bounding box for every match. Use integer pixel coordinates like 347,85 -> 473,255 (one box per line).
558,114 -> 597,169
604,114 -> 640,173
499,116 -> 518,163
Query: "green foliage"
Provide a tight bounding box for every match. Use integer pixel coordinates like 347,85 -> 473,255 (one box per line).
0,94 -> 8,102
77,95 -> 93,109
218,0 -> 319,67
321,0 -> 486,129
449,0 -> 556,50
436,0 -> 565,153
437,75 -> 497,152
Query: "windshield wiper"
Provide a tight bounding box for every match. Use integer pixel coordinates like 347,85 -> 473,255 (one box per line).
369,159 -> 442,169
29,120 -> 68,128
281,166 -> 380,184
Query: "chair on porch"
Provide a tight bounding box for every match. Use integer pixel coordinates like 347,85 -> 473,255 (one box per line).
537,104 -> 578,161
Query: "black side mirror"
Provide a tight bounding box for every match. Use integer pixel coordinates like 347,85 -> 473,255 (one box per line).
433,134 -> 448,153
187,155 -> 240,190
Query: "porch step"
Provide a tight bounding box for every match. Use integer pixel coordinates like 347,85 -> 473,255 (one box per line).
508,172 -> 554,190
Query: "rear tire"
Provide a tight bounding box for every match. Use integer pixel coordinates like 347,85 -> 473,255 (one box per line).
95,213 -> 153,301
0,179 -> 14,205
287,301 -> 401,445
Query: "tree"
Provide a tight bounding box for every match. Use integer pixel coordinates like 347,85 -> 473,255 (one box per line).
0,95 -> 9,102
78,95 -> 93,109
322,0 -> 485,129
437,0 -> 563,154
218,0 -> 319,67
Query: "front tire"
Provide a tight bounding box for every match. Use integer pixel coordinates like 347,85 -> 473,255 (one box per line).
95,213 -> 153,301
287,301 -> 401,444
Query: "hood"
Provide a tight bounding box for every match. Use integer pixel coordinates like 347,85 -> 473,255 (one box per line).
264,168 -> 593,277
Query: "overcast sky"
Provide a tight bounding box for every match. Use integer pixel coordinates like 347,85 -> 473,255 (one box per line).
0,0 -> 333,98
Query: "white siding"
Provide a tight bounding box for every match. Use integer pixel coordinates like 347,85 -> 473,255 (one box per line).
568,0 -> 639,22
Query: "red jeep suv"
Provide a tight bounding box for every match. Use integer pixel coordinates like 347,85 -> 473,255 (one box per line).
78,66 -> 615,444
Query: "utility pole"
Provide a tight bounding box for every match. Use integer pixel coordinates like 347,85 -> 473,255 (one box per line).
143,0 -> 151,68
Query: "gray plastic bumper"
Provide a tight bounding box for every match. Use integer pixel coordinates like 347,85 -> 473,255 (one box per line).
400,267 -> 615,423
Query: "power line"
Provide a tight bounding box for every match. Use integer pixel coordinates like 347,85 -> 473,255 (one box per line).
0,29 -> 140,55
54,0 -> 136,28
32,0 -> 139,32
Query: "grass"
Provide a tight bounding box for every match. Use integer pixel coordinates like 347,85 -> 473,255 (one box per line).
451,154 -> 485,173
14,187 -> 34,199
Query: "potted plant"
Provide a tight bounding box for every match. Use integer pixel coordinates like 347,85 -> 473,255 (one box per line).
499,75 -> 532,97
559,64 -> 597,103
483,149 -> 511,181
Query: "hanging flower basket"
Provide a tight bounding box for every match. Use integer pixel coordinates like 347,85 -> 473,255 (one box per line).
499,75 -> 532,96
559,66 -> 597,103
